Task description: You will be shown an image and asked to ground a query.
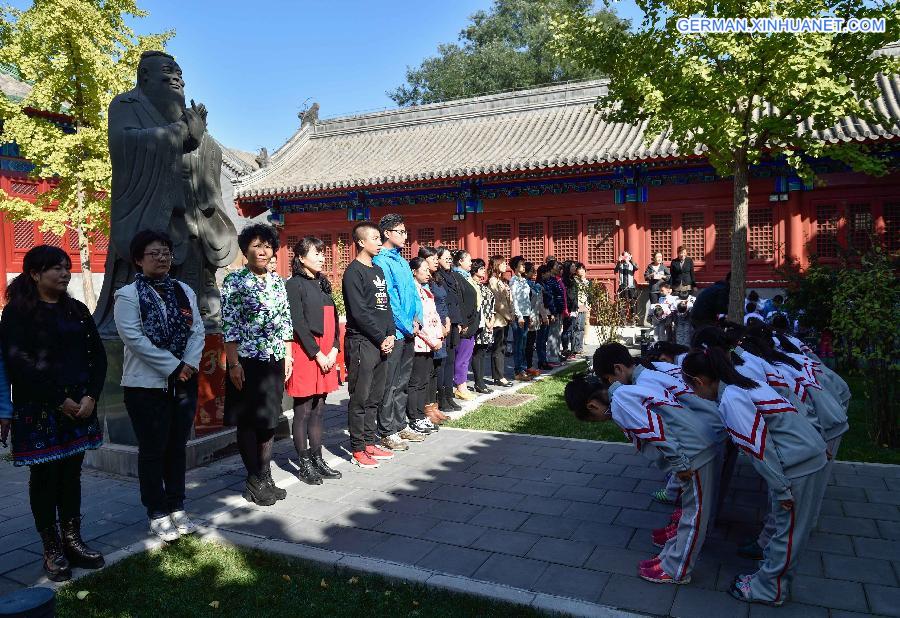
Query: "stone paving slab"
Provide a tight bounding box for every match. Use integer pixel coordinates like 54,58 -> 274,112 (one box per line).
1,358 -> 899,617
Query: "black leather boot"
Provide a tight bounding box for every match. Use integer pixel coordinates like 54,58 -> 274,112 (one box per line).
38,525 -> 72,582
261,466 -> 287,500
296,453 -> 324,485
442,387 -> 462,411
60,517 -> 105,569
243,474 -> 277,506
310,450 -> 342,480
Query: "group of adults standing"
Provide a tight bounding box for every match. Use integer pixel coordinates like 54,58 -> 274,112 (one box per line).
614,245 -> 697,322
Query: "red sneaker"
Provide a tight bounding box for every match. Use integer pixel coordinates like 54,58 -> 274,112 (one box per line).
639,556 -> 661,570
651,523 -> 678,548
366,444 -> 395,460
525,368 -> 541,377
352,451 -> 379,468
640,564 -> 690,584
670,509 -> 683,524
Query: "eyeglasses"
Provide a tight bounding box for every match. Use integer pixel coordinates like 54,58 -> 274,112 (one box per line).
386,228 -> 408,236
144,250 -> 172,260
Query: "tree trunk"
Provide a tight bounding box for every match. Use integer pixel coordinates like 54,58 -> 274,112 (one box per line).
76,183 -> 96,312
728,149 -> 749,322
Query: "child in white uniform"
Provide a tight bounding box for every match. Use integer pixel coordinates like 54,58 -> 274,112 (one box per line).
682,348 -> 828,607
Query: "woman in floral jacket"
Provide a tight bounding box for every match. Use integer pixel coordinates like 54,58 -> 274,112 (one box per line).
471,258 -> 495,394
222,224 -> 293,507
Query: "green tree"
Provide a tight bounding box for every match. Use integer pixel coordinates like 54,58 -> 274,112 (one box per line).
0,0 -> 171,309
389,0 -> 628,107
552,0 -> 899,320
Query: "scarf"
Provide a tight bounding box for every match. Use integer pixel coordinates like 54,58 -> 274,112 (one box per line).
135,273 -> 192,360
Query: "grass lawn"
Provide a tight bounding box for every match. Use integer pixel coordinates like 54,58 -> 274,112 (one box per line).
449,362 -> 899,465
56,536 -> 545,618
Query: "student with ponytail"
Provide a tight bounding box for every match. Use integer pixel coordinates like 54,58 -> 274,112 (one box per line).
681,347 -> 828,607
567,366 -> 720,586
593,343 -> 726,514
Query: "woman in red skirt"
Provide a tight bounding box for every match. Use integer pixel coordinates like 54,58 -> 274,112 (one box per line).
285,237 -> 342,485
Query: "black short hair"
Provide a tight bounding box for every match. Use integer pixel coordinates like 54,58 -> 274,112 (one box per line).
773,294 -> 784,303
291,236 -> 325,275
748,290 -> 759,301
470,257 -> 486,274
524,261 -> 535,276
379,213 -> 404,240
130,229 -> 173,266
510,255 -> 525,272
238,223 -> 280,255
352,221 -> 380,248
418,245 -> 437,259
746,302 -> 757,314
452,249 -> 470,266
564,373 -> 611,422
770,313 -> 790,330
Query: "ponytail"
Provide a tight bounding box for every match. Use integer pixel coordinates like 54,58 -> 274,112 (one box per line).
742,327 -> 802,370
772,330 -> 801,355
691,326 -> 744,366
645,341 -> 689,363
682,347 -> 759,389
564,373 -> 611,422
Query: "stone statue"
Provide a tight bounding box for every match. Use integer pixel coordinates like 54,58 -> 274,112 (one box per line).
255,147 -> 269,168
93,50 -> 239,338
299,102 -> 319,128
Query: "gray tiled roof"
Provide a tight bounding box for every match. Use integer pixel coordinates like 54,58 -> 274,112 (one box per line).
235,46 -> 900,199
0,65 -> 31,101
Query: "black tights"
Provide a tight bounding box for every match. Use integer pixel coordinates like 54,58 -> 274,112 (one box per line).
236,426 -> 275,478
29,452 -> 85,530
292,395 -> 325,456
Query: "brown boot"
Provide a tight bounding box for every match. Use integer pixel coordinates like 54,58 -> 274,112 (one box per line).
39,525 -> 71,582
425,403 -> 443,425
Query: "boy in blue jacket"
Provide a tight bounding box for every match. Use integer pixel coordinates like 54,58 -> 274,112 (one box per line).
372,214 -> 425,451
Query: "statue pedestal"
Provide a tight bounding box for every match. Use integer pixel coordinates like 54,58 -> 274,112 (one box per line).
85,334 -> 239,477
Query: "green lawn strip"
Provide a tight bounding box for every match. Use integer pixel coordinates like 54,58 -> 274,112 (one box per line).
448,362 -> 627,444
838,374 -> 900,465
56,536 -> 546,618
449,363 -> 898,465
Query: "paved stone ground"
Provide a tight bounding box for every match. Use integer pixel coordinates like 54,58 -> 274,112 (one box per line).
1,363 -> 899,616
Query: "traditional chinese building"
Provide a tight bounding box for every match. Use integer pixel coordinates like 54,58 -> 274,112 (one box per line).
235,51 -> 900,293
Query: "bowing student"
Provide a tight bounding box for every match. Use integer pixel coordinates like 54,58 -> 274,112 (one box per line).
681,348 -> 828,607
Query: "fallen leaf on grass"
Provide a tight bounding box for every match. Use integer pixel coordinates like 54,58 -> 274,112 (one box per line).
320,578 -> 329,589
348,576 -> 359,585
384,590 -> 392,596
282,574 -> 291,583
209,601 -> 219,609
412,601 -> 420,607
76,591 -> 89,601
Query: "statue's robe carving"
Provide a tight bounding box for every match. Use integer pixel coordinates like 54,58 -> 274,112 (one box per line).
94,87 -> 238,338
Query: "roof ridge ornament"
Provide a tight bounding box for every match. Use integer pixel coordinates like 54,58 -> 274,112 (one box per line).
299,101 -> 320,128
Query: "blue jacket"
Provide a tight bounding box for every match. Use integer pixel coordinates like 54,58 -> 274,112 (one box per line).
373,246 -> 423,338
0,346 -> 11,419
543,277 -> 565,316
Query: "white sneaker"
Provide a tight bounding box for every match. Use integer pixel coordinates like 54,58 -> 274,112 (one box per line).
421,418 -> 437,430
149,515 -> 180,542
169,510 -> 198,536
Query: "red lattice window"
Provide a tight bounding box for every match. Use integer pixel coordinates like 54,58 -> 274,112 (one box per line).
417,227 -> 435,249
551,219 -> 578,262
517,221 -> 545,264
91,231 -> 110,252
847,204 -> 873,252
486,223 -> 512,258
440,226 -> 459,249
885,202 -> 899,254
337,232 -> 351,272
586,218 -> 616,265
714,211 -> 733,261
68,230 -> 79,252
13,221 -> 35,249
681,212 -> 705,261
41,229 -> 63,248
816,205 -> 840,258
748,209 -> 774,260
649,215 -> 672,259
285,234 -> 300,271
9,181 -> 38,196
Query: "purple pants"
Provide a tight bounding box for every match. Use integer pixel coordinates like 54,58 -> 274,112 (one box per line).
454,336 -> 476,385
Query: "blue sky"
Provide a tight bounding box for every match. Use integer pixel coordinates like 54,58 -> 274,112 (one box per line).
126,0 -> 645,153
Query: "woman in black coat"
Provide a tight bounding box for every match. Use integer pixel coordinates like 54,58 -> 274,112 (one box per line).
0,245 -> 107,582
435,247 -> 462,411
670,245 -> 696,293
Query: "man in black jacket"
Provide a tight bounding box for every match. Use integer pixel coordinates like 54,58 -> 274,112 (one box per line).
670,246 -> 696,294
342,222 -> 397,469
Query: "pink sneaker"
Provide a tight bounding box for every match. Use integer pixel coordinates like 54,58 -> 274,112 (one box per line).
366,444 -> 395,460
640,564 -> 691,584
639,556 -> 661,570
352,451 -> 379,469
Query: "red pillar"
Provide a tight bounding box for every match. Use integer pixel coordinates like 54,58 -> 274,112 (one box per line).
785,193 -> 806,269
463,214 -> 478,256
622,203 -> 642,280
